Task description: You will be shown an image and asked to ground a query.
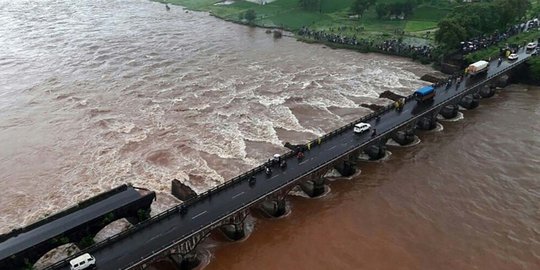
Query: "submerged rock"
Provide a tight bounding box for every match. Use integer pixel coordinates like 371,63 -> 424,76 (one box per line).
360,103 -> 385,111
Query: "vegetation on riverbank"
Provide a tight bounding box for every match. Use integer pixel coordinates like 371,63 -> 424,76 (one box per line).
162,0 -> 455,41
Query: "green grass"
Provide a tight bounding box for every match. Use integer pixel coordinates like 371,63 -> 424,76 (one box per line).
404,21 -> 438,32
162,0 -> 454,41
409,5 -> 451,22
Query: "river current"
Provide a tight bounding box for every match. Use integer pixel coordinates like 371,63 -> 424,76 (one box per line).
0,0 -> 538,269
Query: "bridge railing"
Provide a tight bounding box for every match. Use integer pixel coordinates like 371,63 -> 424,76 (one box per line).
0,184 -> 131,243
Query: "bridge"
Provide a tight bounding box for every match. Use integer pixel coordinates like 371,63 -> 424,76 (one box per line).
26,46 -> 536,269
0,184 -> 156,269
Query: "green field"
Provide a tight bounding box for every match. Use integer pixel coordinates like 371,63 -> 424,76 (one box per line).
161,0 -> 456,40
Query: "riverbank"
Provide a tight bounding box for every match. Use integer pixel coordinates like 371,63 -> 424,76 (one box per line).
159,0 -> 451,40
158,0 -> 540,84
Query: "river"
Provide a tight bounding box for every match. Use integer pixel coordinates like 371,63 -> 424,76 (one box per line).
0,0 -> 538,269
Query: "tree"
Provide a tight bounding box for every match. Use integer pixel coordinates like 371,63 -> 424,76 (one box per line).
435,18 -> 468,49
375,3 -> 388,19
351,0 -> 376,17
299,0 -> 320,11
244,9 -> 256,24
493,0 -> 531,26
527,57 -> 540,81
402,0 -> 415,18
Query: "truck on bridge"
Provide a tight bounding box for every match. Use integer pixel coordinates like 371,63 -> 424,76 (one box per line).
413,86 -> 435,103
466,60 -> 489,76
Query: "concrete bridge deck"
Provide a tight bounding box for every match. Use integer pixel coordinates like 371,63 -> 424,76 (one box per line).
0,184 -> 156,269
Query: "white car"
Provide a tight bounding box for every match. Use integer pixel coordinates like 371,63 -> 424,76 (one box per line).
508,53 -> 519,60
353,122 -> 371,134
70,253 -> 96,270
526,42 -> 537,50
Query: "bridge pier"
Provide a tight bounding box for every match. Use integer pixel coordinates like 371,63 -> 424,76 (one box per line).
219,211 -> 249,241
459,93 -> 480,109
416,115 -> 438,130
479,86 -> 496,98
171,179 -> 197,201
334,160 -> 357,177
260,197 -> 288,217
299,177 -> 326,197
162,230 -> 210,270
439,104 -> 459,119
390,128 -> 416,145
169,252 -> 201,270
363,143 -> 386,160
220,223 -> 246,241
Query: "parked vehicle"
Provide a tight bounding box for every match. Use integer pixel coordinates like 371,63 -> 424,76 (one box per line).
466,60 -> 489,76
526,42 -> 537,50
70,253 -> 96,270
508,53 -> 519,60
353,122 -> 371,134
413,86 -> 435,103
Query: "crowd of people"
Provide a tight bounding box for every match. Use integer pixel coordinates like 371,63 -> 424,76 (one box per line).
376,39 -> 432,59
460,18 -> 540,54
297,16 -> 540,60
297,27 -> 434,60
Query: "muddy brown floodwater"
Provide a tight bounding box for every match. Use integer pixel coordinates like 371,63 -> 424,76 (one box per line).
0,0 -> 538,269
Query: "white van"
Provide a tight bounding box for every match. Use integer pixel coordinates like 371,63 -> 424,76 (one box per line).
353,122 -> 371,134
69,253 -> 96,270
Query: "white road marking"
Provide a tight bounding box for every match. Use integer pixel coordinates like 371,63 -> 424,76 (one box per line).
328,145 -> 336,150
232,192 -> 245,199
299,158 -> 312,165
191,211 -> 207,220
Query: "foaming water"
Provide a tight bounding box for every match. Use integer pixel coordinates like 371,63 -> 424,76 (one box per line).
437,111 -> 464,122
0,0 -> 431,232
386,136 -> 421,147
358,150 -> 393,162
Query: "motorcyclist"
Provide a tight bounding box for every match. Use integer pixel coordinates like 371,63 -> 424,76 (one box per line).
297,151 -> 304,160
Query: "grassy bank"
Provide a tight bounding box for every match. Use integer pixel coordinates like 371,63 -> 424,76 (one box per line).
162,0 -> 454,41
